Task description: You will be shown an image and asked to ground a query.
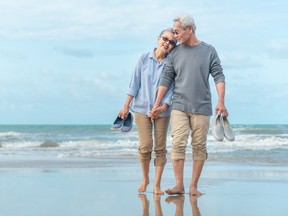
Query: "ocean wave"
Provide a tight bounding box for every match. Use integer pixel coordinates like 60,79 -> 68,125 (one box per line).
0,131 -> 25,137
0,138 -> 287,159
57,150 -> 138,158
1,125 -> 288,160
39,141 -> 59,148
0,139 -> 139,151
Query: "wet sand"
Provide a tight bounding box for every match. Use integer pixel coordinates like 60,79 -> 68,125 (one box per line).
0,157 -> 288,215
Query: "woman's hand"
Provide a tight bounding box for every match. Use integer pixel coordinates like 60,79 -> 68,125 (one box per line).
149,104 -> 168,120
118,106 -> 130,119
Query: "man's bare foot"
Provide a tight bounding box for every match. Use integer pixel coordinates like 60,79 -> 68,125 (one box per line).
165,186 -> 185,195
153,186 -> 164,195
189,186 -> 202,196
138,178 -> 150,193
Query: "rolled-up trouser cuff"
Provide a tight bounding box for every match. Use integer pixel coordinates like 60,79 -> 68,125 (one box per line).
138,151 -> 152,163
154,158 -> 167,166
171,152 -> 186,160
193,152 -> 208,161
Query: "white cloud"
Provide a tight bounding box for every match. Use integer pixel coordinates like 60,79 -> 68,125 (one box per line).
1,0 -> 288,124
0,0 -> 188,39
1,0 -> 286,43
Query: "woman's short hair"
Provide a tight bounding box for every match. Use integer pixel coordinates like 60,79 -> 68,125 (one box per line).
173,14 -> 196,32
158,27 -> 174,38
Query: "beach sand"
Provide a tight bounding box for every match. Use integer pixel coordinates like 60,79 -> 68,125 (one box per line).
0,157 -> 288,216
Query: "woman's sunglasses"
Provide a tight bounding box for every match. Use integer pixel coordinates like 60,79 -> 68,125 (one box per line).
161,36 -> 176,46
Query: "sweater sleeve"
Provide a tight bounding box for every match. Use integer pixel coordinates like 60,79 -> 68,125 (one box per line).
210,47 -> 225,84
159,54 -> 176,88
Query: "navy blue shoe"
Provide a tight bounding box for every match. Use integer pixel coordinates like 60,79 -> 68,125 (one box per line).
121,112 -> 133,133
111,116 -> 124,130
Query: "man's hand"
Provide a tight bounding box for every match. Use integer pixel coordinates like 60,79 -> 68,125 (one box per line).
215,102 -> 228,117
149,104 -> 168,120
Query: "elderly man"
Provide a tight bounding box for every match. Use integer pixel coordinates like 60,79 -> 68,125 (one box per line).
150,13 -> 228,196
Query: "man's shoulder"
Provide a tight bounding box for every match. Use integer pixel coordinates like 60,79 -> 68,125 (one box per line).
169,45 -> 185,55
172,42 -> 215,51
170,45 -> 180,53
200,41 -> 210,46
200,41 -> 217,52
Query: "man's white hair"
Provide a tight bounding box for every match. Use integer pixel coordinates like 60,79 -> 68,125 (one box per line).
173,13 -> 196,32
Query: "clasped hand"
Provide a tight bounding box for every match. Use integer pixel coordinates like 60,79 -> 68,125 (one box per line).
149,104 -> 168,120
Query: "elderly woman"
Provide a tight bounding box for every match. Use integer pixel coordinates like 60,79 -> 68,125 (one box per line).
118,28 -> 176,195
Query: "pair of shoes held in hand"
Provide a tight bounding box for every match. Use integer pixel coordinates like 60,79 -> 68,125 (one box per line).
212,112 -> 235,141
111,112 -> 133,133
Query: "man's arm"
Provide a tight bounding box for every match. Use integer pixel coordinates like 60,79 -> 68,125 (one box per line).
215,82 -> 228,117
149,86 -> 169,118
155,86 -> 169,107
150,52 -> 176,118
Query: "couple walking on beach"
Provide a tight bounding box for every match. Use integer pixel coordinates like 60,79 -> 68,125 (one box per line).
117,13 -> 228,196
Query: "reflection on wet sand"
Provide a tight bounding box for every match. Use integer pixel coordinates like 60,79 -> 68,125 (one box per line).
189,196 -> 202,216
138,194 -> 164,216
138,194 -> 202,216
138,194 -> 150,216
166,195 -> 185,216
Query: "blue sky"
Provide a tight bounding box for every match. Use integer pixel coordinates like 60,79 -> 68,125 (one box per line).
0,0 -> 287,124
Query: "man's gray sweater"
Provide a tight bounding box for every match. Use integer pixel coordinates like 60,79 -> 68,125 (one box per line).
159,42 -> 225,116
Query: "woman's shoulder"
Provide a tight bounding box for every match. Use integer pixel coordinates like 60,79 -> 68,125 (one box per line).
138,51 -> 151,59
137,51 -> 154,64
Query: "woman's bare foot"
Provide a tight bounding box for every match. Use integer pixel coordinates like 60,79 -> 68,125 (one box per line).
165,186 -> 185,195
189,185 -> 202,196
138,178 -> 150,193
153,186 -> 164,195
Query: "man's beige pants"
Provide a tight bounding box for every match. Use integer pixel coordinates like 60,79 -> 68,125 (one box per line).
170,109 -> 210,161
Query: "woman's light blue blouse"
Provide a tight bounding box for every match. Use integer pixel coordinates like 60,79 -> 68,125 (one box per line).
127,51 -> 174,117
